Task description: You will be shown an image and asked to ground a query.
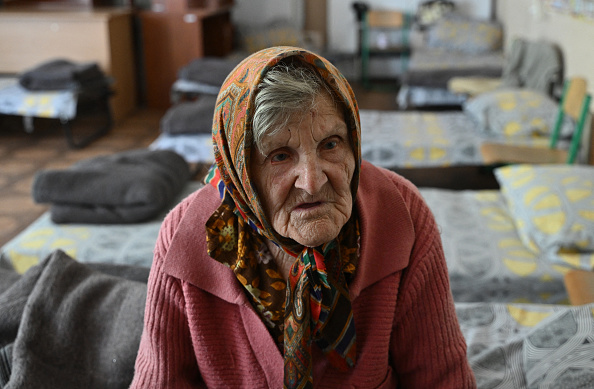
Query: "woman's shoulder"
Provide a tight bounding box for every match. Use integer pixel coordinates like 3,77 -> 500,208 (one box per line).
155,183 -> 221,258
359,161 -> 424,208
165,183 -> 219,226
358,161 -> 437,250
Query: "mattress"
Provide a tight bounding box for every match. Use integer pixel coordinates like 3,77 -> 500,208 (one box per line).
396,85 -> 468,109
403,48 -> 504,88
457,301 -> 594,388
0,181 -> 204,274
149,133 -> 214,164
0,78 -> 77,122
170,79 -> 221,104
148,110 -> 551,169
360,110 -> 549,169
419,188 -> 571,304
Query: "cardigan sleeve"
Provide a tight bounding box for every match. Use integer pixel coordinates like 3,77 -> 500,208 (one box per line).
130,202 -> 205,389
388,174 -> 477,388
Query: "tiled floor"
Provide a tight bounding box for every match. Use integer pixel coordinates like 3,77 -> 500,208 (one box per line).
0,81 -> 398,248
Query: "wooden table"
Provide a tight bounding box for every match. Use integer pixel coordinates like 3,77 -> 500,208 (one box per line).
139,6 -> 234,109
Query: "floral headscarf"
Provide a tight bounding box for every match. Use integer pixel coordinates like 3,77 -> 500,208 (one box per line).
205,46 -> 362,388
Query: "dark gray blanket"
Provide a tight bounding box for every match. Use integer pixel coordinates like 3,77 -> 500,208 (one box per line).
178,56 -> 241,86
19,59 -> 109,92
0,250 -> 148,389
161,95 -> 217,135
32,149 -> 190,224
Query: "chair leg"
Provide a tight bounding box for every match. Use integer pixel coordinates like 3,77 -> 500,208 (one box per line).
566,94 -> 592,164
22,116 -> 35,133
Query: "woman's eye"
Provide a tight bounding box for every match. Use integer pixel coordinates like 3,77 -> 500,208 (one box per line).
271,152 -> 289,163
323,140 -> 338,150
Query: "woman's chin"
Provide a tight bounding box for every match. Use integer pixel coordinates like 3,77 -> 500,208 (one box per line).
286,221 -> 342,248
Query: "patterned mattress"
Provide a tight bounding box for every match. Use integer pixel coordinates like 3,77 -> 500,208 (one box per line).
1,171 -> 572,304
420,188 -> 571,304
457,302 -> 594,388
404,48 -> 504,88
0,182 -> 204,274
149,111 -> 550,169
360,110 -> 549,168
0,78 -> 77,121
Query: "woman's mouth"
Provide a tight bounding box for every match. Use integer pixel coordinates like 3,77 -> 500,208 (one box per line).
297,201 -> 322,209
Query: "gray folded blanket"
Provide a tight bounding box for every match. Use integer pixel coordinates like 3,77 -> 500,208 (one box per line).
161,95 -> 217,135
0,250 -> 149,389
32,149 -> 190,224
177,56 -> 240,86
19,59 -> 109,92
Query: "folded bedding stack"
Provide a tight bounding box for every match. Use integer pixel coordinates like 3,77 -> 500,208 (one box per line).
18,58 -> 110,98
160,95 -> 217,135
177,56 -> 241,91
32,149 -> 190,224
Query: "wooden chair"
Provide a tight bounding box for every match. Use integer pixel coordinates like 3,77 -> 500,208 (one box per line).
356,6 -> 412,90
480,77 -> 592,165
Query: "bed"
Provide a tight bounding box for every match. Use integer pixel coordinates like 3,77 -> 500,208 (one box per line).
433,163 -> 594,386
1,160 -> 593,387
0,70 -> 112,148
4,163 -> 594,387
148,94 -> 216,163
399,20 -> 564,111
359,109 -> 553,168
420,187 -> 570,304
421,163 -> 594,304
0,231 -> 592,388
0,148 -> 201,274
150,88 -> 581,170
378,80 -> 588,168
169,19 -> 324,105
0,181 -> 202,274
457,301 -> 594,388
397,14 -> 505,108
3,162 -> 591,304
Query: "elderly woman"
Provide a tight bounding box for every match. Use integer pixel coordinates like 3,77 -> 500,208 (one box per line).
130,47 -> 475,388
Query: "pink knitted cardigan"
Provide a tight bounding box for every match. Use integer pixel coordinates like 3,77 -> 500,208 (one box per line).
130,161 -> 476,388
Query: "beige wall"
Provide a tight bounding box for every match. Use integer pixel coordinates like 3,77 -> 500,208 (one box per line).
497,0 -> 594,109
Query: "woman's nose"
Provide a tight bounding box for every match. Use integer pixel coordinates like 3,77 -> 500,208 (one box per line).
294,154 -> 327,194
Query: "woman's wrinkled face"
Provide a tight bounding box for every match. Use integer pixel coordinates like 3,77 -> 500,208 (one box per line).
250,93 -> 356,248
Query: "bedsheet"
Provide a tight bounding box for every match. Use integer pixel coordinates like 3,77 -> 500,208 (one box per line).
0,78 -> 77,122
419,188 -> 571,304
403,48 -> 504,89
0,181 -> 204,274
149,133 -> 214,164
457,302 -> 594,388
360,110 -> 549,168
149,110 -> 551,169
0,250 -> 592,389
